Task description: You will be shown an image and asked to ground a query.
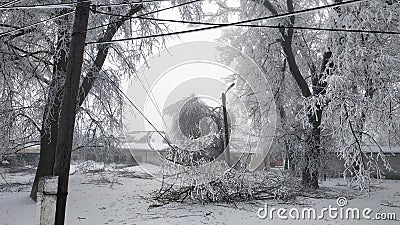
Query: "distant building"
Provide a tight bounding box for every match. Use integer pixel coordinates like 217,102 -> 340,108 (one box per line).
120,131 -> 168,165
325,145 -> 400,180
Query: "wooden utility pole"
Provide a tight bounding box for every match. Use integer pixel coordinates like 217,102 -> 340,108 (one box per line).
53,1 -> 90,224
222,83 -> 234,167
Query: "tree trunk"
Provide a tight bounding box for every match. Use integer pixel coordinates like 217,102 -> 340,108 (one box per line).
301,51 -> 331,188
302,108 -> 322,188
30,4 -> 143,200
253,0 -> 325,187
30,99 -> 61,200
30,13 -> 69,200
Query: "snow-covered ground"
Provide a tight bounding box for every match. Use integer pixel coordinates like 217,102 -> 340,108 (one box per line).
1,163 -> 399,225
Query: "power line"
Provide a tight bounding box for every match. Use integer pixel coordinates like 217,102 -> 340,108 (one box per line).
0,0 -> 179,10
109,47 -> 169,129
0,10 -> 75,38
94,0 -> 192,8
136,15 -> 400,35
88,0 -> 202,31
82,49 -> 174,148
0,1 -> 84,9
0,0 -> 22,7
252,24 -> 400,35
85,0 -> 370,45
111,75 -> 174,148
0,0 -> 202,36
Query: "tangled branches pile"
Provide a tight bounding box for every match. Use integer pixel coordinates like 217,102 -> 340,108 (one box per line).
155,164 -> 301,204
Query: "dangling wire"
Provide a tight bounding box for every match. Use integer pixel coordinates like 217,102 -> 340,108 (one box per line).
83,49 -> 174,148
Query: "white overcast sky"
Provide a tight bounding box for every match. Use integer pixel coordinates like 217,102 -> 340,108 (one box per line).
123,0 -> 241,131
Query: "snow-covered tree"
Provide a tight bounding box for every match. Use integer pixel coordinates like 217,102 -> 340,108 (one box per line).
216,0 -> 400,190
323,0 -> 400,190
0,0 -> 205,199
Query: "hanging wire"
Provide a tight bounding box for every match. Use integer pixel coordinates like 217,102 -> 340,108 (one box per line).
0,10 -> 75,37
0,0 -> 202,37
0,0 -> 193,10
0,0 -> 22,7
85,0 -> 374,45
83,49 -> 174,148
135,16 -> 400,35
88,0 -> 202,31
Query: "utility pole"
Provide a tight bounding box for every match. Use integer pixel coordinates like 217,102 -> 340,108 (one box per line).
222,83 -> 235,167
53,1 -> 90,224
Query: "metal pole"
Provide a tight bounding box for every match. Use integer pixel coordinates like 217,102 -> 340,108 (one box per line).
222,92 -> 230,166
